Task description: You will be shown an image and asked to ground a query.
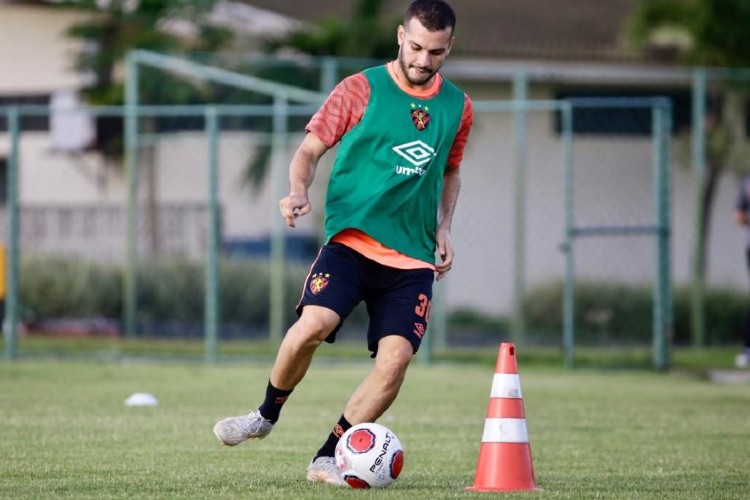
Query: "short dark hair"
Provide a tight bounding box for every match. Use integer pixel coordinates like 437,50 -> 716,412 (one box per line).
404,0 -> 456,33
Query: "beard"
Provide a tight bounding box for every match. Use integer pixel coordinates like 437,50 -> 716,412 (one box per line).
397,48 -> 438,86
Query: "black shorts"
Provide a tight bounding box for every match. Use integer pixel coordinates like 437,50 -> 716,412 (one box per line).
296,242 -> 434,356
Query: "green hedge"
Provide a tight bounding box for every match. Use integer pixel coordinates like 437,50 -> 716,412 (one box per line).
448,280 -> 748,346
18,256 -> 310,335
18,257 -> 749,345
19,257 -> 122,319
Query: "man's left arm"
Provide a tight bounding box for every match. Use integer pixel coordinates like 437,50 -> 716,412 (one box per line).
435,167 -> 461,281
435,94 -> 473,281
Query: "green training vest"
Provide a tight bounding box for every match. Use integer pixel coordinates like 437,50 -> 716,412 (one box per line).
324,65 -> 465,264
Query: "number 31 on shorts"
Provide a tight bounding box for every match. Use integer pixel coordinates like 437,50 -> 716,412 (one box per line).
414,293 -> 431,323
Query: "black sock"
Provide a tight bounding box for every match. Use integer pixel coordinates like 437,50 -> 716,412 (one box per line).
257,381 -> 293,424
314,415 -> 352,459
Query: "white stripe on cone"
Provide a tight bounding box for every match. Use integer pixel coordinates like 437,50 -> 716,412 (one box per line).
490,373 -> 523,399
481,417 -> 529,443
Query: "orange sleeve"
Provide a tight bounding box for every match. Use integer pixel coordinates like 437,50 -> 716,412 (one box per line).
305,73 -> 370,148
446,93 -> 474,169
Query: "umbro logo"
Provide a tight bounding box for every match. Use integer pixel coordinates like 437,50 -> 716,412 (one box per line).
392,140 -> 435,167
413,322 -> 425,339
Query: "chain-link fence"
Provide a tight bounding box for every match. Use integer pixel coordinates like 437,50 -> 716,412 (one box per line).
0,100 -> 669,362
2,54 -> 750,367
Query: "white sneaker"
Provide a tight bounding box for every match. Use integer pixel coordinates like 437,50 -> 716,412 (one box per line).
306,456 -> 345,486
735,352 -> 750,368
213,410 -> 273,446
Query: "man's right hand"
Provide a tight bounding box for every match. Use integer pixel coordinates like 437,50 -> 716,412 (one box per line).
279,194 -> 311,228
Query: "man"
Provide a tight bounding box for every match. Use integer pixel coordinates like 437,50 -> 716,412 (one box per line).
213,0 -> 473,485
734,176 -> 750,368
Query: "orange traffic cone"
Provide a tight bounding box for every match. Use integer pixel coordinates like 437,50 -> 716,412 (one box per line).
466,343 -> 538,492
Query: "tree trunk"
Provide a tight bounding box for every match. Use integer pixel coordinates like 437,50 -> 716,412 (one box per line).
691,88 -> 742,346
698,159 -> 725,277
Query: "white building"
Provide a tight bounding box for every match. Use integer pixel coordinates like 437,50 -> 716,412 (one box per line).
0,0 -> 747,318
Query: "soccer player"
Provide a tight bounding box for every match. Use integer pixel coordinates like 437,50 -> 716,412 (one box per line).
213,0 -> 473,484
734,176 -> 750,368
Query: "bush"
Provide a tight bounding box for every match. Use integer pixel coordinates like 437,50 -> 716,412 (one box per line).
447,307 -> 512,344
20,257 -> 748,345
20,257 -> 122,320
525,280 -> 747,346
526,280 -> 654,344
673,286 -> 746,345
447,280 -> 748,346
18,255 -> 310,336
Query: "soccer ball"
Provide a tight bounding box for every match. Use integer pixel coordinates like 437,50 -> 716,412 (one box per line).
335,422 -> 404,488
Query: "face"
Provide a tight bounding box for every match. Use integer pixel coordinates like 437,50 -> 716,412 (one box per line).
396,17 -> 454,88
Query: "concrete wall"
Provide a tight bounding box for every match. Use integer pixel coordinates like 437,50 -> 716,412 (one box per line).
6,103 -> 747,315
1,5 -> 746,317
0,5 -> 89,94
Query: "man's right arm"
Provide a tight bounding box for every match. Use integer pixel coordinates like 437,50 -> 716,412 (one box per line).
280,73 -> 370,228
279,133 -> 329,228
305,73 -> 369,148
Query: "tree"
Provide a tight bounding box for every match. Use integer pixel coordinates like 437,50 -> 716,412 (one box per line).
236,0 -> 399,188
60,0 -> 233,255
627,0 -> 750,345
62,0 -> 232,106
262,0 -> 397,60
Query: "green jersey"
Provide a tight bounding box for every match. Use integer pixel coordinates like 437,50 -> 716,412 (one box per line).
324,65 -> 465,264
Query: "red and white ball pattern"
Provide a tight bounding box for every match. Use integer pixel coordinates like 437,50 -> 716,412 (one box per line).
335,423 -> 404,488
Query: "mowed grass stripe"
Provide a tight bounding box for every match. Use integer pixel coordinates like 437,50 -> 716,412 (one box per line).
0,360 -> 747,499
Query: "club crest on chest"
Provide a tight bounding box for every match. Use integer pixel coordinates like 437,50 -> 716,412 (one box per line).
410,102 -> 430,131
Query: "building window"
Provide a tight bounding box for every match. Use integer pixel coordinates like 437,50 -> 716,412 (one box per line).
553,88 -> 692,136
0,94 -> 50,132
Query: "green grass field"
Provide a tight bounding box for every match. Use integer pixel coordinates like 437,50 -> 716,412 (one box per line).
1,355 -> 748,499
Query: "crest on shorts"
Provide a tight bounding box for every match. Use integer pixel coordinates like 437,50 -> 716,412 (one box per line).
410,102 -> 430,131
309,273 -> 330,295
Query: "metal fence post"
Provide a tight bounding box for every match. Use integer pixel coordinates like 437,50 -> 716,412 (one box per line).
419,279 -> 446,365
3,107 -> 20,360
653,101 -> 673,370
690,68 -> 707,347
204,106 -> 220,363
124,53 -> 140,337
561,101 -> 575,369
320,57 -> 338,93
512,71 -> 529,345
269,94 -> 289,344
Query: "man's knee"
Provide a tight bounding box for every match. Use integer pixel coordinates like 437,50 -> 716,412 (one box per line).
375,336 -> 414,373
289,305 -> 340,344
